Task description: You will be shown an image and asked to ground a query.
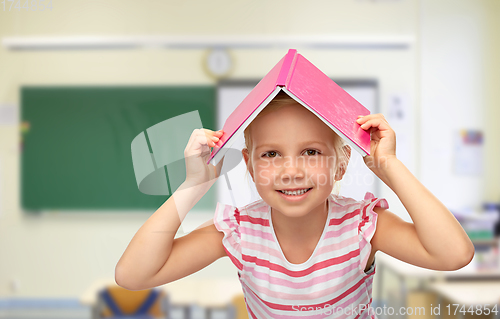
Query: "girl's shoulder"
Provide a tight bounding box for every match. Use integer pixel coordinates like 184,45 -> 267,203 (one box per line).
329,192 -> 365,207
215,198 -> 269,223
240,198 -> 270,216
329,192 -> 389,212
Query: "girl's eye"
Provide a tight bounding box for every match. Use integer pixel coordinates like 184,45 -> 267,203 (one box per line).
263,151 -> 278,158
305,149 -> 319,156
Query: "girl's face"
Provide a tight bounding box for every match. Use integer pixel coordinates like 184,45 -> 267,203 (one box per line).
243,103 -> 343,218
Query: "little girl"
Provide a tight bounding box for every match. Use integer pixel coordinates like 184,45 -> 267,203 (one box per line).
116,92 -> 475,319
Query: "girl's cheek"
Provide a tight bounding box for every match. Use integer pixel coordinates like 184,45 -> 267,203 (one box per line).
255,168 -> 273,187
307,170 -> 336,187
304,157 -> 319,168
307,157 -> 337,173
256,159 -> 279,174
255,164 -> 270,177
259,160 -> 270,169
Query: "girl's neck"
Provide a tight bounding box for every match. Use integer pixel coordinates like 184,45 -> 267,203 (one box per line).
270,200 -> 329,241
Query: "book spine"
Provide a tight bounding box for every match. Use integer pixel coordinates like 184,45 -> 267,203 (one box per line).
276,49 -> 297,86
285,53 -> 299,87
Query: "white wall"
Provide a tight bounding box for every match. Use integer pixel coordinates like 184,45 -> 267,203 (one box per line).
420,0 -> 489,210
0,0 -> 497,299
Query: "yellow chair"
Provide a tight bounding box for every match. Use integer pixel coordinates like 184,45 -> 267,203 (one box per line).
94,285 -> 169,319
231,294 -> 249,319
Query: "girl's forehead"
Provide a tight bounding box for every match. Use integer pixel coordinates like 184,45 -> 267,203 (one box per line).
252,104 -> 332,134
243,99 -> 344,160
256,104 -> 323,125
250,111 -> 337,149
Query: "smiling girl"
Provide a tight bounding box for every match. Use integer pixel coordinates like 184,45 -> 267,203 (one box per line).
116,91 -> 474,319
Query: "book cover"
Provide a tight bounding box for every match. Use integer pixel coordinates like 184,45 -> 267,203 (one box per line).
208,49 -> 371,165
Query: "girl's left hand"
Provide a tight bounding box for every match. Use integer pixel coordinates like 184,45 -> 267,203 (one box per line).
356,113 -> 397,173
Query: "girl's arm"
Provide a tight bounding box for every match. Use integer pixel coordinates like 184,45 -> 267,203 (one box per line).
357,114 -> 475,271
115,129 -> 227,290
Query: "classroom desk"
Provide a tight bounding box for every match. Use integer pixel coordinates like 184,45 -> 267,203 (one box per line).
376,252 -> 500,318
430,281 -> 500,319
377,251 -> 500,282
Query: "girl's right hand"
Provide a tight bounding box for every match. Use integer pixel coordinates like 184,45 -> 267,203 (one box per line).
183,128 -> 224,187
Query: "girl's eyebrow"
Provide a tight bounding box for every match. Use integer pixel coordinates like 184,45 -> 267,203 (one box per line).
255,141 -> 328,151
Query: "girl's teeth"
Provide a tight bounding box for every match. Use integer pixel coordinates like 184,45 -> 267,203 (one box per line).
280,189 -> 309,196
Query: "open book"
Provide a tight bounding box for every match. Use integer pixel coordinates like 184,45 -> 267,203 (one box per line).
208,49 -> 371,166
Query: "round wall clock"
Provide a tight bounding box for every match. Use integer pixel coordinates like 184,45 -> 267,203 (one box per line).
203,48 -> 233,79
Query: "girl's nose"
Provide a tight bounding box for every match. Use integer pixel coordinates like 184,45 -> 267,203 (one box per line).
279,159 -> 305,182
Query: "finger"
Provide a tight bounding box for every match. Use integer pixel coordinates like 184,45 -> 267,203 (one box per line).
358,118 -> 391,131
369,127 -> 380,140
202,128 -> 223,133
186,133 -> 213,158
202,128 -> 224,138
185,128 -> 224,157
203,129 -> 224,146
356,115 -> 371,125
209,135 -> 220,146
356,113 -> 386,124
197,129 -> 219,148
195,134 -> 215,150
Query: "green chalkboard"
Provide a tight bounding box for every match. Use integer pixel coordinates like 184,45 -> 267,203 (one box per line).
21,86 -> 216,211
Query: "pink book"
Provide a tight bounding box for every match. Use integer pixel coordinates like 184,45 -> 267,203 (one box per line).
208,49 -> 371,165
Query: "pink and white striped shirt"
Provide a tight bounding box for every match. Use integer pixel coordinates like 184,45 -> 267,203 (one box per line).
213,192 -> 389,319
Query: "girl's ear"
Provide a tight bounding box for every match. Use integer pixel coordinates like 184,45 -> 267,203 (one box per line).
334,145 -> 351,181
242,148 -> 255,180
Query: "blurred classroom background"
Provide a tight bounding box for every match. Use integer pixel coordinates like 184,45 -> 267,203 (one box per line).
1,0 -> 500,318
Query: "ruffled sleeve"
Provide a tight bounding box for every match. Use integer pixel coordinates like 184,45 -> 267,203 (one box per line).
358,192 -> 389,273
213,202 -> 243,271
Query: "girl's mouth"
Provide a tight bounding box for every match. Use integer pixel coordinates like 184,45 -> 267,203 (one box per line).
278,188 -> 312,195
276,188 -> 312,199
